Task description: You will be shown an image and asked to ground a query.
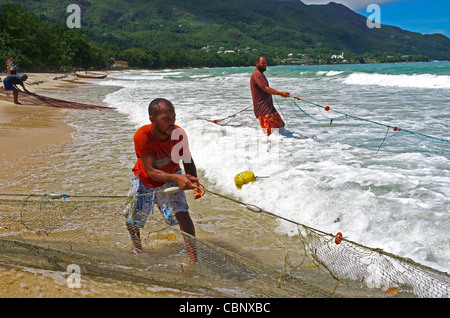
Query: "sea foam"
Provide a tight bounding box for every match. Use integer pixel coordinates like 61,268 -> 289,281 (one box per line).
344,72 -> 450,89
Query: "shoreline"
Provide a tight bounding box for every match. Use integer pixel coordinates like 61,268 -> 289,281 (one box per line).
0,73 -> 81,194
12,59 -> 447,76
0,70 -> 167,298
0,69 -> 138,194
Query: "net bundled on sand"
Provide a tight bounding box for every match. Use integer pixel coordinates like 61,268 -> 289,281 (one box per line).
0,193 -> 448,298
0,88 -> 114,110
0,195 -> 332,297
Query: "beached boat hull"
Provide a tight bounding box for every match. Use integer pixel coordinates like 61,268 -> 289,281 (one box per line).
75,73 -> 108,79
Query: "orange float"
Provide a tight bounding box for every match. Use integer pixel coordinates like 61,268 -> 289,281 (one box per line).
335,232 -> 342,244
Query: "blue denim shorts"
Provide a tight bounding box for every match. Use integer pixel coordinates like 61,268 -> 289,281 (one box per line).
124,171 -> 189,228
3,79 -> 17,91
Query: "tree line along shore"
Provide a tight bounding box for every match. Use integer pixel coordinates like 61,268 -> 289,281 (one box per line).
0,3 -> 433,74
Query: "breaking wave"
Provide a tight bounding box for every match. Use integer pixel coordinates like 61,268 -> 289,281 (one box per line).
343,72 -> 450,89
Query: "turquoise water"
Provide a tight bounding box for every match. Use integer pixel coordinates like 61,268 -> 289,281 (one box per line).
20,62 -> 450,275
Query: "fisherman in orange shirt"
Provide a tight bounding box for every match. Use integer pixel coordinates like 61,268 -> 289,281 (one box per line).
124,98 -> 204,265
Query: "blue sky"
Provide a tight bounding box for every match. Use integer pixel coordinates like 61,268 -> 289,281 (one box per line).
300,0 -> 450,37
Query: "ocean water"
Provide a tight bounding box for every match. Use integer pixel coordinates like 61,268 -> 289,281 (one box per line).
28,62 -> 450,276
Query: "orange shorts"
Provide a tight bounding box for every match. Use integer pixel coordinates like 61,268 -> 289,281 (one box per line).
258,112 -> 283,135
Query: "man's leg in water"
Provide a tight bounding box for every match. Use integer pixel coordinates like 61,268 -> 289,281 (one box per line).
176,211 -> 197,265
126,222 -> 143,253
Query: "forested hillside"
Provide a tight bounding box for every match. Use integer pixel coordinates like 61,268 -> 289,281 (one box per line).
1,0 -> 448,71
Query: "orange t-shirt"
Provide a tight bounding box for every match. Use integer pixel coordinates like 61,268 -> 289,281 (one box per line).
132,124 -> 188,188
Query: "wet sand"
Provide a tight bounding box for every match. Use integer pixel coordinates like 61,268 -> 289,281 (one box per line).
0,72 -> 162,297
0,71 -> 125,193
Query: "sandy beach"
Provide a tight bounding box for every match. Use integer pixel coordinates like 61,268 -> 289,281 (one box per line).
0,73 -> 84,297
0,74 -> 78,193
0,71 -> 157,297
0,71 -> 131,193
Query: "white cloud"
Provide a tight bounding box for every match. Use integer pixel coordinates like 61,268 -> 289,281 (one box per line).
300,0 -> 403,11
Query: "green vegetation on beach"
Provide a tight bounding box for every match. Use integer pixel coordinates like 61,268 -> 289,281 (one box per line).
0,1 -> 447,72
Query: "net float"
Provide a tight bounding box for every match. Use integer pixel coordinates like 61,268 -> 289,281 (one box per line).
234,171 -> 269,189
335,232 -> 343,244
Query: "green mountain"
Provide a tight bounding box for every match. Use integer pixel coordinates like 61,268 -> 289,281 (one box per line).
1,0 -> 449,70
4,0 -> 448,60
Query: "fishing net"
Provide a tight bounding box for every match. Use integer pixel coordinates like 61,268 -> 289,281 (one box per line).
289,97 -> 450,155
0,88 -> 114,111
203,104 -> 256,128
0,191 -> 448,298
205,97 -> 450,156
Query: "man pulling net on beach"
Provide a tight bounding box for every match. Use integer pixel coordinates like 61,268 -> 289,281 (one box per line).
2,74 -> 29,104
250,56 -> 290,136
124,98 -> 205,265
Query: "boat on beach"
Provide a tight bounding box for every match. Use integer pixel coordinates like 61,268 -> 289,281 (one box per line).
75,72 -> 108,79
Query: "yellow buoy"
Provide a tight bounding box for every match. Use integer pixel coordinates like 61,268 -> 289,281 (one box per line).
234,171 -> 257,189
